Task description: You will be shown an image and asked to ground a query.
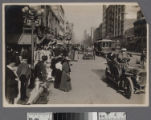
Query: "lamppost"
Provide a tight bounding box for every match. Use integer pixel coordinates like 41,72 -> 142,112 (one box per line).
22,6 -> 44,69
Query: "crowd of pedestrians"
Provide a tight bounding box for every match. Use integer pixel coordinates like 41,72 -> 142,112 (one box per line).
5,43 -> 74,104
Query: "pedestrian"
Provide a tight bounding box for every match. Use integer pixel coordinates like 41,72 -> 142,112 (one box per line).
34,55 -> 48,82
45,48 -> 51,63
6,56 -> 19,104
117,48 -> 130,74
74,48 -> 79,61
70,46 -> 75,61
34,47 -> 41,65
17,58 -> 31,101
60,56 -> 72,92
53,56 -> 63,89
140,50 -> 145,67
39,47 -> 45,61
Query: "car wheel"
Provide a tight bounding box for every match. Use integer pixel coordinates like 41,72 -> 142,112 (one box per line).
124,77 -> 134,99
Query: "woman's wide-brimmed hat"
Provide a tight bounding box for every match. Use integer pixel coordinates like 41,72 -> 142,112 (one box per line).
121,48 -> 127,51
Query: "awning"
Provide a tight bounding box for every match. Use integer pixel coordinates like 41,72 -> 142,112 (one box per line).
18,33 -> 40,45
18,33 -> 32,45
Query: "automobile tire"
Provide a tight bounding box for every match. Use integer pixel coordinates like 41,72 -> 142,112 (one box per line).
124,77 -> 134,99
105,68 -> 109,82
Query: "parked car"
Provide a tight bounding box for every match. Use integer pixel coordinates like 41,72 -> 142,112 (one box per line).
105,57 -> 146,99
82,48 -> 94,60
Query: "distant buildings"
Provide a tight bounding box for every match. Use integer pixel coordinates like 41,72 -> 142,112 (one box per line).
124,9 -> 147,52
93,5 -> 147,52
83,30 -> 93,47
133,10 -> 147,52
94,5 -> 126,42
93,24 -> 102,41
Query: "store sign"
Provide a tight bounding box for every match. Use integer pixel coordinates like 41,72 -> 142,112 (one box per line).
98,112 -> 126,120
27,113 -> 53,120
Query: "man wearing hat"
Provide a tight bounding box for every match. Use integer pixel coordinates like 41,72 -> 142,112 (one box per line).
34,55 -> 48,82
117,48 -> 130,74
17,57 -> 31,101
6,55 -> 19,104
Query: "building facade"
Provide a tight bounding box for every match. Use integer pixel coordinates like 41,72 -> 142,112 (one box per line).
95,5 -> 142,50
93,24 -> 102,42
5,5 -> 25,48
133,10 -> 147,52
18,5 -> 72,46
103,5 -> 125,40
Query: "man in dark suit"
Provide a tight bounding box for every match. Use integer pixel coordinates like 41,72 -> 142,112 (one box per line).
6,57 -> 18,104
17,58 -> 31,101
34,55 -> 48,82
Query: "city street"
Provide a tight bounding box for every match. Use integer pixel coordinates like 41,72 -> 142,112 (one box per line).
4,4 -> 148,106
45,54 -> 146,105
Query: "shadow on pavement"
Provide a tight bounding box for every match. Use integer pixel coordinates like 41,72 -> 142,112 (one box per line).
91,69 -> 105,80
92,69 -> 123,96
35,89 -> 49,104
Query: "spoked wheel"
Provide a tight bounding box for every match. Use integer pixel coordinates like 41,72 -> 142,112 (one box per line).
123,78 -> 134,99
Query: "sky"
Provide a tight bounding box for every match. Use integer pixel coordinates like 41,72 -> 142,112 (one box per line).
63,4 -> 140,43
125,5 -> 140,19
63,5 -> 103,43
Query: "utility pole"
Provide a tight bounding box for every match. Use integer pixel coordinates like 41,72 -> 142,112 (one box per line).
91,27 -> 95,60
91,27 -> 94,45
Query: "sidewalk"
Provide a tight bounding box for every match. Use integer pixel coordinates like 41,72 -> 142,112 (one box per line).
14,61 -> 53,105
128,51 -> 141,56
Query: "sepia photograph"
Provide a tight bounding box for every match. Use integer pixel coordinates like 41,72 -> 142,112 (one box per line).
27,112 -> 126,120
2,3 -> 149,107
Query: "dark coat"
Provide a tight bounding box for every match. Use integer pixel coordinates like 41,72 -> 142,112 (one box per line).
5,67 -> 18,102
53,58 -> 63,89
60,60 -> 72,92
17,62 -> 31,80
54,69 -> 62,89
35,61 -> 47,81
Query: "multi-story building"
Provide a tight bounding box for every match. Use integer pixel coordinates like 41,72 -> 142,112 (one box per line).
133,10 -> 147,52
50,5 -> 65,39
123,19 -> 136,49
103,5 -> 125,39
101,5 -> 141,49
93,24 -> 102,42
102,5 -> 107,38
65,21 -> 74,41
19,5 -> 67,46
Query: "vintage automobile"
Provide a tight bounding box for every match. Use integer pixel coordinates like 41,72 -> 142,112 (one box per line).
82,48 -> 94,60
105,57 -> 146,99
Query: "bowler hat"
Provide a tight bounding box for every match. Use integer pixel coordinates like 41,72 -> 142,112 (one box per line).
42,55 -> 48,61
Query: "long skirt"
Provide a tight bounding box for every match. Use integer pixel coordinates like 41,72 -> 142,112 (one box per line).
54,69 -> 62,89
60,71 -> 72,92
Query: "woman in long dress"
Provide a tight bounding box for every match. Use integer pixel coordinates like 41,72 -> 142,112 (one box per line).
53,57 -> 63,89
60,57 -> 72,92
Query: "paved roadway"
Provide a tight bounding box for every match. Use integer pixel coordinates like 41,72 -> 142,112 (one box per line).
46,54 -> 146,105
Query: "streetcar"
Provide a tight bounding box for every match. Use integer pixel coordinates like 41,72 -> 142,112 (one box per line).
94,39 -> 113,57
94,39 -> 121,57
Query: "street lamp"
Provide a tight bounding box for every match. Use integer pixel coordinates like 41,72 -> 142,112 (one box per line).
22,6 -> 44,69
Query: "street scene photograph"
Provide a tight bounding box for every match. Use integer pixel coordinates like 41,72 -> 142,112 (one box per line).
27,112 -> 126,120
3,3 -> 149,107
